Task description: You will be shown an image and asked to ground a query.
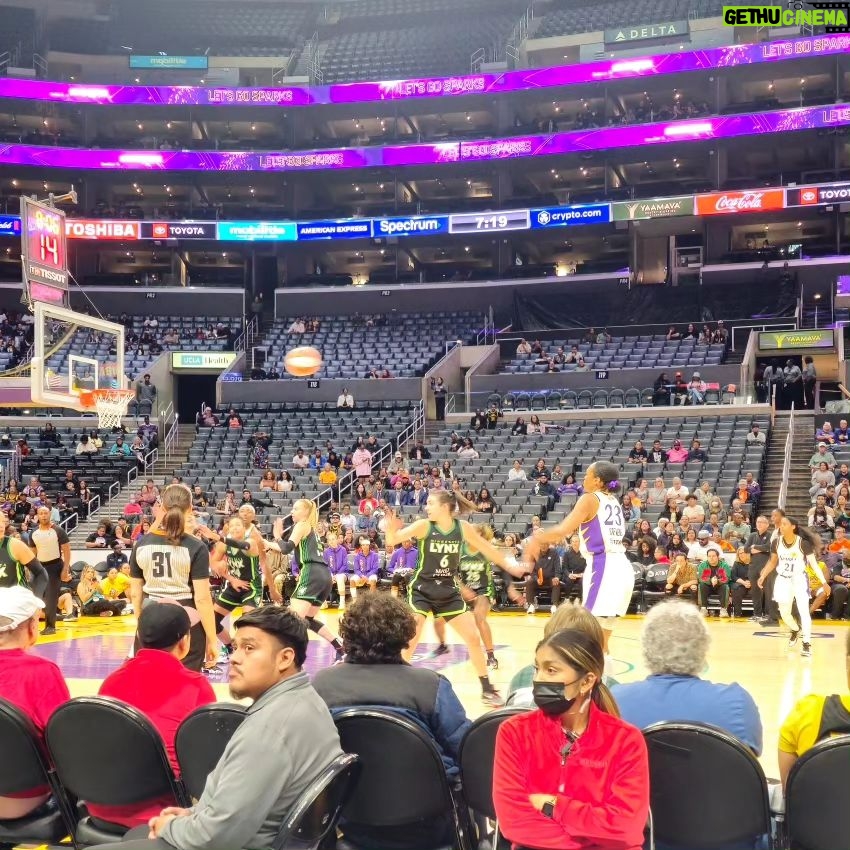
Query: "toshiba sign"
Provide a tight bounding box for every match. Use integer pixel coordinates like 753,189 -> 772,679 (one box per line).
65,220 -> 141,240
694,189 -> 785,216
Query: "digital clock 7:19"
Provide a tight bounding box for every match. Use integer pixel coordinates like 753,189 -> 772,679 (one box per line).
448,209 -> 531,234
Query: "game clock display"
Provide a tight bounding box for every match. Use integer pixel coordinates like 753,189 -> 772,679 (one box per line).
449,210 -> 530,234
20,197 -> 69,291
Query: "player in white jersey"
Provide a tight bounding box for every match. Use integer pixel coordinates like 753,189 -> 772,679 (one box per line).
758,516 -> 826,658
525,461 -> 634,655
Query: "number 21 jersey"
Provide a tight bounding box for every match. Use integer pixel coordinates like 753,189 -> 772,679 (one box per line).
579,491 -> 626,558
130,530 -> 210,601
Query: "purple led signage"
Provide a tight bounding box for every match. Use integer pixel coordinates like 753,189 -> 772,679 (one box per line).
0,104 -> 847,174
0,35 -> 846,109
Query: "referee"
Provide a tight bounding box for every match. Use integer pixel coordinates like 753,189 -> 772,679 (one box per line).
30,506 -> 71,635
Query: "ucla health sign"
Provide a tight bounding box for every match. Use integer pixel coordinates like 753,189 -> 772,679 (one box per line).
172,351 -> 238,370
530,204 -> 611,229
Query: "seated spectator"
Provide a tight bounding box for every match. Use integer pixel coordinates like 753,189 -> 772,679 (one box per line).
101,563 -> 131,600
511,417 -> 527,436
816,421 -> 836,444
810,461 -> 835,498
666,476 -> 689,505
646,477 -> 668,507
516,338 -> 532,356
648,440 -> 667,465
86,523 -> 113,549
723,511 -> 752,546
653,372 -> 671,406
351,538 -> 379,596
92,603 -> 215,828
746,422 -> 766,445
476,487 -> 496,514
531,472 -> 558,511
809,442 -> 837,471
225,408 -> 243,429
198,406 -> 219,428
808,495 -> 835,537
697,549 -> 730,615
526,414 -> 547,435
686,372 -> 707,405
612,600 -> 762,753
835,419 -> 850,443
632,478 -> 649,508
109,436 -> 132,457
682,494 -> 706,525
729,546 -> 755,618
557,473 -> 582,499
470,409 -> 486,432
0,586 -> 70,820
494,628 -> 649,850
77,565 -> 126,617
525,541 -> 562,615
508,460 -> 527,481
666,326 -> 681,341
666,440 -> 689,464
486,405 -> 501,430
259,470 -> 277,490
687,439 -> 707,463
778,631 -> 850,787
457,438 -> 479,459
76,433 -> 98,455
665,552 -> 697,600
627,441 -> 648,465
314,594 -> 470,849
38,422 -> 61,448
318,463 -> 337,487
621,493 -> 641,524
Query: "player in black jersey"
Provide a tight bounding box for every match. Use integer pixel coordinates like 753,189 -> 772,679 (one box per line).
211,516 -> 263,651
0,513 -> 48,617
273,498 -> 343,661
458,524 -> 499,670
385,490 -> 530,706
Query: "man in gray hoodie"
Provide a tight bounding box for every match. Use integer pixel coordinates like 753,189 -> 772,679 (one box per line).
92,607 -> 342,850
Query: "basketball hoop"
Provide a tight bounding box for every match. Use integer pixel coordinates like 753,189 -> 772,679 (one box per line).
79,389 -> 135,429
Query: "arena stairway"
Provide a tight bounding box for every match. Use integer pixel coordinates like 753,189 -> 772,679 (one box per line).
759,411 -> 814,519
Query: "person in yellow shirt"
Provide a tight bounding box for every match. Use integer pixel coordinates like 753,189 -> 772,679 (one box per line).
778,630 -> 850,788
101,565 -> 131,600
318,463 -> 337,487
805,558 -> 831,615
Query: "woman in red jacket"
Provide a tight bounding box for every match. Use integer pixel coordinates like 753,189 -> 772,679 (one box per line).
493,628 -> 649,850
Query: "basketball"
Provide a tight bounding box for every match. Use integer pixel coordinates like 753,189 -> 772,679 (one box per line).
284,346 -> 323,377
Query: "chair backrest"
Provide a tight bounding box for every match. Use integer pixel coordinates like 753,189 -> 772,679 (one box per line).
458,708 -> 527,820
643,721 -> 770,849
175,703 -> 247,800
271,753 -> 361,850
333,708 -> 455,826
46,696 -> 188,808
786,733 -> 850,850
0,697 -> 56,797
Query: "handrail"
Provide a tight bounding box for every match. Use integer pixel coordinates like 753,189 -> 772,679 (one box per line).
163,409 -> 179,462
731,322 -> 796,353
86,492 -> 101,518
777,402 -> 795,511
143,446 -> 159,476
58,510 -> 78,532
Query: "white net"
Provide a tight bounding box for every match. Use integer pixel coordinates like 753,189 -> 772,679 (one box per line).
90,390 -> 134,429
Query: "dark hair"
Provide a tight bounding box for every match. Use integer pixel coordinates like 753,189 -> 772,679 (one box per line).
537,628 -> 619,716
340,594 -> 415,663
160,484 -> 190,545
590,460 -> 620,494
234,607 -> 308,667
784,516 -> 822,556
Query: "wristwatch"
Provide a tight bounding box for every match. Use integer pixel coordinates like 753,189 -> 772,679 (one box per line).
541,799 -> 557,819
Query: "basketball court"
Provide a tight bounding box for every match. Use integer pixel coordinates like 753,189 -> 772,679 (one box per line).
34,611 -> 849,778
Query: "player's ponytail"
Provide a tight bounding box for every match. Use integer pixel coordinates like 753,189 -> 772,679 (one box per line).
161,483 -> 191,545
787,517 -> 822,556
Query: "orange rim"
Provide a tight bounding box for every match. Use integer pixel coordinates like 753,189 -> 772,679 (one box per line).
78,389 -> 134,409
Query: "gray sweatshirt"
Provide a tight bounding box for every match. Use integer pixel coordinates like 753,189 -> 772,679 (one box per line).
162,671 -> 342,850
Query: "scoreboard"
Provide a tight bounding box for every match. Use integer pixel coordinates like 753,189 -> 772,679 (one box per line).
20,196 -> 69,308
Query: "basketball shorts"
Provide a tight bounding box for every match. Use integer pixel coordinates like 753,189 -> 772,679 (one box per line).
217,577 -> 263,611
293,561 -> 331,605
409,580 -> 467,620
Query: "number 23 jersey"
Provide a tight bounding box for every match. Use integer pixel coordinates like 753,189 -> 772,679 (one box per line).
130,530 -> 210,601
579,491 -> 627,558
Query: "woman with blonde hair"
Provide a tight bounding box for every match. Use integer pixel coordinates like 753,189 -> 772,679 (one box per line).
494,628 -> 649,850
128,483 -> 218,670
273,498 -> 343,661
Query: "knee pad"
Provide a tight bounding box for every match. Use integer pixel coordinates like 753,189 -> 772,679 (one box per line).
304,617 -> 324,634
214,611 -> 226,631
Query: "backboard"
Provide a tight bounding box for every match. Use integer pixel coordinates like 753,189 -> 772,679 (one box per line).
30,301 -> 126,409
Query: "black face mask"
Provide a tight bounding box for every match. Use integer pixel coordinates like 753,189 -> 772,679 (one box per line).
532,678 -> 582,716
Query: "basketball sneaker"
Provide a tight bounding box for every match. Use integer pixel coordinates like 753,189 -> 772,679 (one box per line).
801,642 -> 812,658
788,630 -> 800,649
481,689 -> 505,707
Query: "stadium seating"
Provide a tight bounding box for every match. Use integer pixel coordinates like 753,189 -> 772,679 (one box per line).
533,0 -> 724,38
502,335 -> 727,373
257,312 -> 483,380
0,5 -> 35,62
173,401 -> 418,530
419,414 -> 768,537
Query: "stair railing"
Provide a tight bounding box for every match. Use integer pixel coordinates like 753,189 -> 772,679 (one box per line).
777,403 -> 795,511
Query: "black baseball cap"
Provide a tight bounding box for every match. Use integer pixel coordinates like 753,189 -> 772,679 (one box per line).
138,602 -> 190,650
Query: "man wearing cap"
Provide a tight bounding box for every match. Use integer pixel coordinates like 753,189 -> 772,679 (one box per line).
666,441 -> 689,464
809,442 -> 837,471
746,423 -> 766,445
93,603 -> 215,829
688,529 -> 725,566
0,586 -> 70,820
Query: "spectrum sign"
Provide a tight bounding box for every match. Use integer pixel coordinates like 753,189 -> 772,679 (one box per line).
0,36 -> 846,108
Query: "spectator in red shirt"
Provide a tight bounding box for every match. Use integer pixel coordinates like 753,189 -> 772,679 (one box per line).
0,585 -> 70,820
493,628 -> 648,850
93,602 -> 215,828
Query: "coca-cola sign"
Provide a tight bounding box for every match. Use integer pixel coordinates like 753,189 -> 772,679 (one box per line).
695,189 -> 785,216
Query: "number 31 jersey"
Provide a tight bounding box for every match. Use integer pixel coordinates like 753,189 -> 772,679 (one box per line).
579,491 -> 626,558
130,530 -> 210,602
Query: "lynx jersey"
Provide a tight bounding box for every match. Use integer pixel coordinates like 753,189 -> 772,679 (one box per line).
414,520 -> 464,584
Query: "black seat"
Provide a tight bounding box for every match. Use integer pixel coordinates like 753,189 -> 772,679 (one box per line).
643,721 -> 770,849
46,696 -> 189,845
271,753 -> 361,850
175,703 -> 246,800
786,734 -> 850,850
0,698 -> 76,847
333,707 -> 475,850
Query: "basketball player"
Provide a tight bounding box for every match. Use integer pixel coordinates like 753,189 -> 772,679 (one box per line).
758,516 -> 826,658
458,525 -> 499,669
272,499 -> 343,661
29,506 -> 71,636
129,484 -> 218,670
0,513 -> 48,622
525,461 -> 634,658
238,503 -> 281,603
384,490 -> 530,705
211,516 -> 262,650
